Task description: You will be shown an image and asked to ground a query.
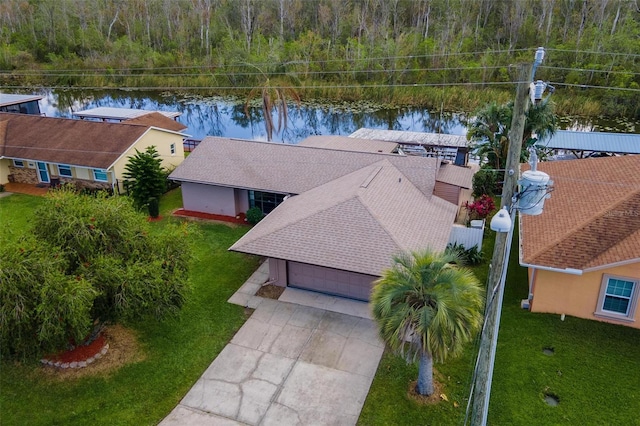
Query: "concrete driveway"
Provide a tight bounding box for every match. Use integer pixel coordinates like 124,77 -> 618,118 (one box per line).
160,298 -> 384,425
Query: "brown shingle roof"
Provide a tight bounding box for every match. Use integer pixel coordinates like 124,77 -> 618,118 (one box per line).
298,135 -> 398,153
170,137 -> 438,196
0,112 -> 149,169
436,163 -> 474,189
124,112 -> 188,132
230,160 -> 457,275
520,155 -> 640,271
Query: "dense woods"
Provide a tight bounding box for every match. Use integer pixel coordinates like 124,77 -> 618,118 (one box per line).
1,0 -> 639,117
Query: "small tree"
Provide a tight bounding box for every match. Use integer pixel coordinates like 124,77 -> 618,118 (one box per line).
123,146 -> 166,216
371,250 -> 484,396
0,187 -> 192,359
472,168 -> 498,198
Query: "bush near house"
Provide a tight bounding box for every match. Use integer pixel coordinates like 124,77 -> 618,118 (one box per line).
246,207 -> 265,225
0,187 -> 192,359
472,167 -> 499,198
465,194 -> 496,221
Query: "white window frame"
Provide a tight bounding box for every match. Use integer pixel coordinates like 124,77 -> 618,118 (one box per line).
170,143 -> 176,155
595,274 -> 639,322
13,159 -> 24,168
57,164 -> 72,177
93,169 -> 109,182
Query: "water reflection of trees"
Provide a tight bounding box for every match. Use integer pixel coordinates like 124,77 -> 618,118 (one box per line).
37,90 -> 629,144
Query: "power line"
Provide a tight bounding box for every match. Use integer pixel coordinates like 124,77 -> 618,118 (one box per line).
546,48 -> 640,58
541,65 -> 640,76
0,81 -> 525,91
0,49 -> 534,73
0,65 -> 510,78
549,81 -> 640,92
4,80 -> 640,93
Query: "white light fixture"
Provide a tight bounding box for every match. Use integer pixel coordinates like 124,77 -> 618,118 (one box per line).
490,206 -> 512,232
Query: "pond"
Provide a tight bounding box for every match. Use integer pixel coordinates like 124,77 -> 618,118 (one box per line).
36,89 -> 639,143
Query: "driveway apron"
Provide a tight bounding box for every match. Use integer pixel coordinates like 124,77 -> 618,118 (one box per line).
160,299 -> 384,425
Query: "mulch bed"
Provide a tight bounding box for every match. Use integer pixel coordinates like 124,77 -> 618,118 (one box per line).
255,284 -> 286,300
173,209 -> 248,225
42,334 -> 108,368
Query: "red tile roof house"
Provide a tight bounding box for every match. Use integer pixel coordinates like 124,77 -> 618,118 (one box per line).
0,112 -> 188,192
520,155 -> 640,328
169,136 -> 474,301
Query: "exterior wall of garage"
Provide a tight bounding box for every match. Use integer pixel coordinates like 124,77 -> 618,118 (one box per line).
182,182 -> 239,216
269,258 -> 378,301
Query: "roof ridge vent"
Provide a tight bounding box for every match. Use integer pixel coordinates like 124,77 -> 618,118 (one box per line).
361,165 -> 383,188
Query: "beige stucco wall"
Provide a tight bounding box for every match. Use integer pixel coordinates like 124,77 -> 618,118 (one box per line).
529,262 -> 640,329
112,129 -> 185,188
0,159 -> 10,184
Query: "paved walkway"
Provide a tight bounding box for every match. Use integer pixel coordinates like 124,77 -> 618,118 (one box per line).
161,263 -> 384,426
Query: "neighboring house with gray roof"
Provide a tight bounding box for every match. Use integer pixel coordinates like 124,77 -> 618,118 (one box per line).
170,136 -> 473,301
0,112 -> 188,191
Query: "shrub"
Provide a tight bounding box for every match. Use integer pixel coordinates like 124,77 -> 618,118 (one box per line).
445,242 -> 484,266
472,168 -> 498,198
0,184 -> 5,192
465,194 -> 496,220
246,207 -> 265,225
0,187 -> 193,359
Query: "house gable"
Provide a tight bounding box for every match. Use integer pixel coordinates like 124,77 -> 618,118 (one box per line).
169,137 -> 438,197
230,160 -> 457,276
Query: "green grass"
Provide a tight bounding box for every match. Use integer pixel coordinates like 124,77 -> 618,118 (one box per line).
360,226 -> 640,425
489,232 -> 640,425
0,190 -> 260,425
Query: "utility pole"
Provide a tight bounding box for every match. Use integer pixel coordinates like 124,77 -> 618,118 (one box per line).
470,63 -> 533,426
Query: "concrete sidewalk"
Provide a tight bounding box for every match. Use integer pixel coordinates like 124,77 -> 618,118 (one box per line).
161,263 -> 384,425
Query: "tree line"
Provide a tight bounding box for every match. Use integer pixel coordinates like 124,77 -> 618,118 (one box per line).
1,0 -> 639,117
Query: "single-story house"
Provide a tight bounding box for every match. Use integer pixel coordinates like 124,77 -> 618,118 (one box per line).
170,136 -> 474,301
520,155 -> 640,328
0,112 -> 188,191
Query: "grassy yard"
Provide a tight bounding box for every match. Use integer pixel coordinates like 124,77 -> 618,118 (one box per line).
360,226 -> 640,425
0,190 -> 261,425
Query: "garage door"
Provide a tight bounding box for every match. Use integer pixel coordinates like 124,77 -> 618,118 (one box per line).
287,262 -> 375,301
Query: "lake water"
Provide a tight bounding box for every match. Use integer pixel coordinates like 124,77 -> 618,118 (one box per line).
37,89 -> 638,143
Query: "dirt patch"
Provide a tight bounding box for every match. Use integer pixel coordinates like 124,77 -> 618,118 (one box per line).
40,324 -> 145,381
255,284 -> 285,300
406,369 -> 456,406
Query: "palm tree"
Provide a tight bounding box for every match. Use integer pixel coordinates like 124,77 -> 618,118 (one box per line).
467,99 -> 557,168
371,250 -> 484,396
243,63 -> 301,141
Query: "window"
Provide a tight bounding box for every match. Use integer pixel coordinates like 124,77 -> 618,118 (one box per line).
596,275 -> 638,321
13,159 -> 24,168
58,164 -> 72,177
93,169 -> 108,182
170,143 -> 176,155
248,190 -> 285,214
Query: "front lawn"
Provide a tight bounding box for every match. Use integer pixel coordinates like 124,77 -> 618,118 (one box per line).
360,226 -> 640,425
0,190 -> 261,425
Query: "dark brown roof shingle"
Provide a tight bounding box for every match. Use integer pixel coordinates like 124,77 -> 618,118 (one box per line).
0,112 -> 149,169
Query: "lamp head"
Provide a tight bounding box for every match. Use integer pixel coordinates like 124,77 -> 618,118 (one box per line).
490,206 -> 512,233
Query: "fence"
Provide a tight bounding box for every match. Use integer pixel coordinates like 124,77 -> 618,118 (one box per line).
448,219 -> 485,250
